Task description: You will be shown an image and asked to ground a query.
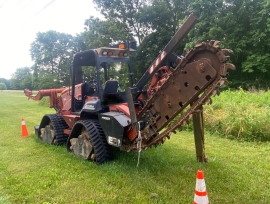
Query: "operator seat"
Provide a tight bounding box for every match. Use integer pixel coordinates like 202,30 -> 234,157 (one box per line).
102,80 -> 122,103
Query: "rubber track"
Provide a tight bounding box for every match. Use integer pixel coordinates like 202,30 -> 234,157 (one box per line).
77,120 -> 113,164
43,114 -> 69,145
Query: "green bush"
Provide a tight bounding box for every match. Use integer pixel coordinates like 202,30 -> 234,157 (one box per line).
0,82 -> 7,90
204,88 -> 270,141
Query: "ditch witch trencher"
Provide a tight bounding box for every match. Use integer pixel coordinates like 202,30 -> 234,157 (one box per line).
24,14 -> 235,164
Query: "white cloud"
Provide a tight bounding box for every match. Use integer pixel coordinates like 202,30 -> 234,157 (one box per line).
0,0 -> 101,79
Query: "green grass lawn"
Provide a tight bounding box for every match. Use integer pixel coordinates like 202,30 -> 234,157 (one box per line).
0,91 -> 270,203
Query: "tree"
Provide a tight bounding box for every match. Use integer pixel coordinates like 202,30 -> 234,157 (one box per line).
0,82 -> 7,90
80,17 -> 114,49
10,67 -> 32,90
93,0 -> 152,43
30,30 -> 75,89
0,78 -> 10,90
35,72 -> 59,89
188,0 -> 270,88
79,16 -> 132,50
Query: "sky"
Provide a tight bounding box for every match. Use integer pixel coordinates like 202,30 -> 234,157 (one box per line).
0,0 -> 102,79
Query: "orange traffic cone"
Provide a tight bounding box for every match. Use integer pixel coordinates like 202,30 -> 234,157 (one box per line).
194,170 -> 209,204
21,118 -> 29,137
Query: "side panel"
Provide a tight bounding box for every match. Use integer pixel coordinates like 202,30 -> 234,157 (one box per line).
98,112 -> 131,147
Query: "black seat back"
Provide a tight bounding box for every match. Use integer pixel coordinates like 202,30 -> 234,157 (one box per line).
102,80 -> 122,104
104,80 -> 119,94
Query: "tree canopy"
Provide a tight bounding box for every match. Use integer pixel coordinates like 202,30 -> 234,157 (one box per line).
0,82 -> 7,90
7,0 -> 270,90
30,30 -> 75,89
10,67 -> 32,90
0,78 -> 10,89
